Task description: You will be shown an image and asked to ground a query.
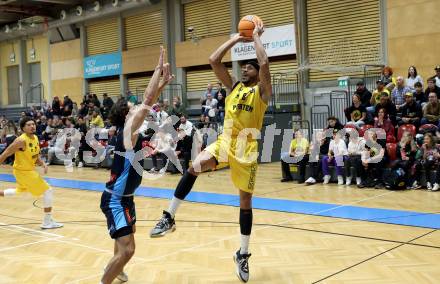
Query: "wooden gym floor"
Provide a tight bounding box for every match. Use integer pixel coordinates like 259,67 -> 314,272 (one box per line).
0,163 -> 439,284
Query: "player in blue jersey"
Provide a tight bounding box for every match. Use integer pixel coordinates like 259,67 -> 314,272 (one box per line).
100,47 -> 174,284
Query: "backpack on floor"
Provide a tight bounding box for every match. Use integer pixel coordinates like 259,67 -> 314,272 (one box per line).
383,167 -> 406,190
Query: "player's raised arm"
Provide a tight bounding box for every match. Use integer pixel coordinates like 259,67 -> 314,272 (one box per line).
0,138 -> 24,164
253,22 -> 272,104
209,35 -> 246,91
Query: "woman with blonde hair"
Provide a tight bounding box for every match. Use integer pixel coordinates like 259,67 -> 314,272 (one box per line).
396,131 -> 419,189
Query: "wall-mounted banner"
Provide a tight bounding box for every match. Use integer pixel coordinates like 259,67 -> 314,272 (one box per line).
231,24 -> 296,61
84,52 -> 122,79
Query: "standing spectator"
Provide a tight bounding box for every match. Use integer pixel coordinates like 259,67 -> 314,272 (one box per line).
344,129 -> 365,186
90,108 -> 104,128
397,92 -> 422,128
413,82 -> 427,107
52,96 -> 61,116
345,94 -> 366,128
391,76 -> 411,110
406,66 -> 423,90
322,130 -> 348,185
374,108 -> 395,141
422,92 -> 440,126
202,93 -> 218,120
414,133 -> 440,191
354,81 -> 372,107
380,66 -> 397,91
280,129 -> 309,183
217,92 -> 225,122
434,65 -> 440,88
214,82 -> 226,100
425,77 -> 440,99
375,93 -> 397,125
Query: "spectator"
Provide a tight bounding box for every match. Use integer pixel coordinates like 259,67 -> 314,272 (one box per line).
322,130 -> 348,185
354,81 -> 372,107
305,130 -> 330,185
75,117 -> 89,168
397,92 -> 422,128
62,105 -> 72,117
52,96 -> 61,116
102,93 -> 114,110
345,94 -> 366,128
63,95 -> 73,111
168,96 -> 186,117
374,108 -> 394,141
36,116 -> 48,138
176,115 -> 193,173
90,108 -> 104,128
41,99 -> 50,113
202,93 -> 218,119
344,129 -> 365,186
413,82 -> 427,107
153,104 -> 169,125
203,83 -> 215,101
380,66 -> 397,91
425,77 -> 440,99
375,93 -> 397,124
1,121 -> 19,164
217,92 -> 225,122
280,129 -> 309,183
107,127 -> 117,147
71,102 -> 78,116
325,116 -> 343,131
214,82 -> 227,100
92,94 -> 101,108
358,131 -> 386,188
78,102 -> 88,117
406,66 -> 423,89
434,65 -> 440,88
422,92 -> 440,126
368,80 -> 390,115
162,99 -> 170,113
149,131 -> 175,173
414,133 -> 440,191
395,131 -> 418,189
392,76 -> 411,109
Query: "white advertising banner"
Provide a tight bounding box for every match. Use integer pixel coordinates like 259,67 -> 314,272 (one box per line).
231,24 -> 296,61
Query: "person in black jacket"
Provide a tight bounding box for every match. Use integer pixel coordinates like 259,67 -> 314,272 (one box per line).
304,130 -> 330,185
354,81 -> 372,107
397,92 -> 422,128
375,93 -> 397,125
425,77 -> 440,99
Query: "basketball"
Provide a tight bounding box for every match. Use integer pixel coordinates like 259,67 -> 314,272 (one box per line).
238,15 -> 262,38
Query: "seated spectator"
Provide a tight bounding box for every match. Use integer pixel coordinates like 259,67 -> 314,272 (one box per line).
425,77 -> 440,99
102,93 -> 114,119
358,131 -> 386,188
374,108 -> 394,141
150,131 -> 175,173
391,76 -> 411,110
202,93 -> 218,120
345,94 -> 366,128
203,83 -> 215,102
214,82 -> 226,100
36,116 -> 48,139
305,130 -> 330,185
78,102 -> 88,117
414,133 -> 440,191
380,66 -> 397,91
344,129 -> 365,186
354,80 -> 372,107
71,102 -> 78,117
0,121 -> 18,164
62,105 -> 72,117
322,130 -> 348,185
63,95 -> 73,111
90,108 -> 104,128
375,93 -> 397,124
107,127 -> 117,146
52,96 -> 62,116
413,82 -> 427,107
434,65 -> 440,88
75,117 -> 89,168
421,92 -> 440,126
92,93 -> 101,108
176,115 -> 193,173
168,96 -> 186,117
281,129 -> 309,183
406,66 -> 423,90
217,92 -> 225,122
397,92 -> 422,128
325,116 -> 343,131
153,104 -> 169,125
368,80 -> 390,115
395,131 -> 418,189
41,99 -> 50,113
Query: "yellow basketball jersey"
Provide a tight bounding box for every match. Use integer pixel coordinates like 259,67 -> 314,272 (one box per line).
13,133 -> 40,171
224,82 -> 267,137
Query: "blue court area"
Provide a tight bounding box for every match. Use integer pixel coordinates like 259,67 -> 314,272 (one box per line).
0,173 -> 439,230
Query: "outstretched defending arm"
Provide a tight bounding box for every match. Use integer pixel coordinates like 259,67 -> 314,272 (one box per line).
0,138 -> 25,164
209,35 -> 247,91
253,22 -> 272,104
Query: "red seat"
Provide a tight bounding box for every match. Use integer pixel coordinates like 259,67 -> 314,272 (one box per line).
419,124 -> 438,134
386,135 -> 396,143
359,124 -> 373,137
386,143 -> 397,162
397,124 -> 416,140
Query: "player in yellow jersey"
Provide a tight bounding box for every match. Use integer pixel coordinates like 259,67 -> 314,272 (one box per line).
150,21 -> 270,282
0,117 -> 63,229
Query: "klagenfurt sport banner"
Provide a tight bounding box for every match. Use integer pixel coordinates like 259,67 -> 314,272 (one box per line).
231,24 -> 296,61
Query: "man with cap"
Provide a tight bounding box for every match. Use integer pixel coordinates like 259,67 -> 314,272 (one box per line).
397,92 -> 422,128
434,66 -> 440,88
367,79 -> 390,118
354,80 -> 372,107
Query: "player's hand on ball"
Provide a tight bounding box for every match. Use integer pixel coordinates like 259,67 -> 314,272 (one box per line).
253,21 -> 264,37
234,33 -> 253,43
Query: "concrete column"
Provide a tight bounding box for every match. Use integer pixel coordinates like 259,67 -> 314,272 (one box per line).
379,0 -> 388,64
117,14 -> 127,96
46,31 -> 52,102
295,0 -> 309,121
19,39 -> 30,107
230,0 -> 240,81
79,23 -> 88,96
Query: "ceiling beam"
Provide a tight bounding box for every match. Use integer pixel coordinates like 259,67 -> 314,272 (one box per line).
29,0 -> 78,4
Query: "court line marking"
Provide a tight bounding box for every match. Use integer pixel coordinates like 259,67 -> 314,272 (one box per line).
0,222 -> 64,238
0,237 -> 64,253
68,190 -> 395,284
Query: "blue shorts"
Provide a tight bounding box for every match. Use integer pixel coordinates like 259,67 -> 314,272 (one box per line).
100,191 -> 136,239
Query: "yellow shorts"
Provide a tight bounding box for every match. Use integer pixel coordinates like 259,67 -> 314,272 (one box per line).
13,169 -> 50,197
205,135 -> 258,193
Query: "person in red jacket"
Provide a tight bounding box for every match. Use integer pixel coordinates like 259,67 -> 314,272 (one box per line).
374,108 -> 395,142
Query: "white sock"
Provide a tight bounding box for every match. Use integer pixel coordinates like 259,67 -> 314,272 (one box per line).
167,197 -> 183,218
3,188 -> 16,197
44,212 -> 52,223
240,235 -> 250,255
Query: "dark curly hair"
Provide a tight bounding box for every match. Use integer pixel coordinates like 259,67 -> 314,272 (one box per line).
19,116 -> 35,131
108,98 -> 130,128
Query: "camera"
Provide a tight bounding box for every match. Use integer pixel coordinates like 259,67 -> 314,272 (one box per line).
187,26 -> 194,33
